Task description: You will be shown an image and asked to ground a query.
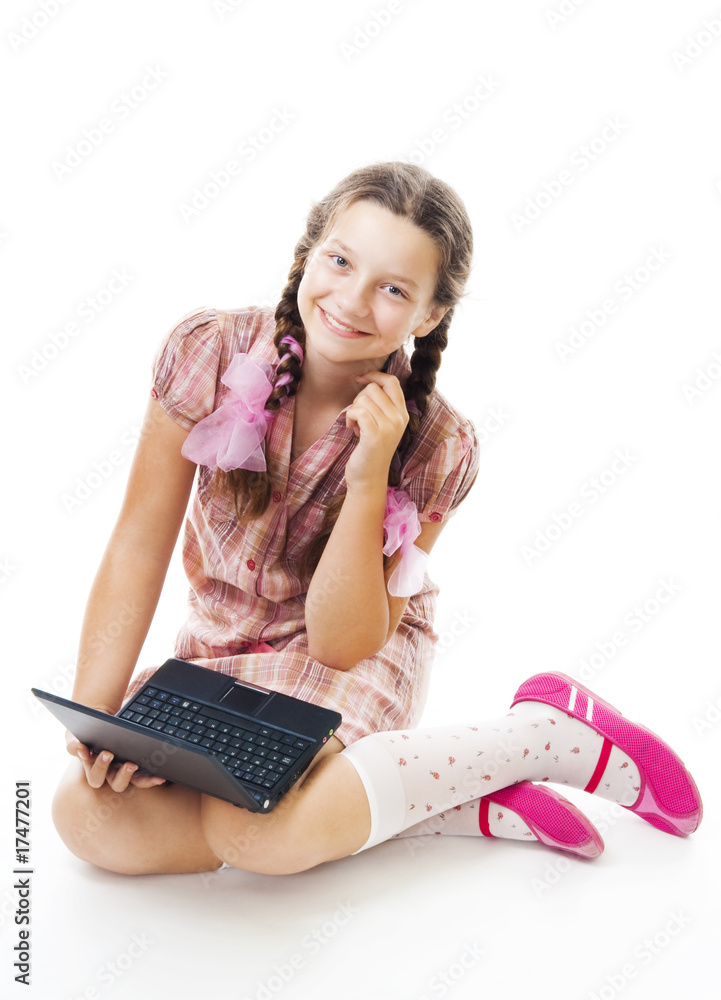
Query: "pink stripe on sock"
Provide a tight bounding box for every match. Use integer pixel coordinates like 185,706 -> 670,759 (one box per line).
478,799 -> 494,838
584,737 -> 613,793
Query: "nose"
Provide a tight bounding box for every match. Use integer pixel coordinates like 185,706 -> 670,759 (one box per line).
336,275 -> 371,321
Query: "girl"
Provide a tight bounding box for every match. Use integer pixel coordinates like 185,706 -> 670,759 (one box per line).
52,162 -> 701,876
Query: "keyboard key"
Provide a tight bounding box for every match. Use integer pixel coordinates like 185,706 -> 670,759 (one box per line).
294,740 -> 309,750
180,720 -> 194,731
200,738 -> 215,748
181,710 -> 194,720
121,710 -> 135,719
136,695 -> 150,705
158,712 -> 171,723
140,715 -> 154,726
146,687 -> 157,696
175,730 -> 188,740
192,724 -> 205,735
190,702 -> 201,712
258,727 -> 272,738
157,692 -> 169,701
205,719 -> 218,730
169,696 -> 182,706
150,700 -> 163,710
148,709 -> 160,719
271,730 -> 283,741
188,734 -> 202,744
151,720 -> 165,731
162,724 -> 177,735
262,779 -> 275,789
267,751 -> 281,762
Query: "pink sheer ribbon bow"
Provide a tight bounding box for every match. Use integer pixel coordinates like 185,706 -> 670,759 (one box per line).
383,487 -> 429,597
181,354 -> 274,472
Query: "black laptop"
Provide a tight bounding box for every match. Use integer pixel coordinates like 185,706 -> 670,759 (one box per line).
32,657 -> 341,813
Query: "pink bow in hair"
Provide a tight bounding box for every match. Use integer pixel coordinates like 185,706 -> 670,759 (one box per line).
181,354 -> 275,472
383,487 -> 429,597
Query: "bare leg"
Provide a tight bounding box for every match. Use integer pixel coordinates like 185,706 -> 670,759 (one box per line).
199,738 -> 372,874
52,758 -> 225,874
51,736 -> 370,876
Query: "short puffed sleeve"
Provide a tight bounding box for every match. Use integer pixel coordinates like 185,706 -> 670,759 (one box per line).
400,417 -> 479,525
150,308 -> 222,430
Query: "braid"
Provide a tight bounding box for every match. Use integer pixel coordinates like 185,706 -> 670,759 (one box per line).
210,251 -> 310,522
388,311 -> 452,486
266,258 -> 307,410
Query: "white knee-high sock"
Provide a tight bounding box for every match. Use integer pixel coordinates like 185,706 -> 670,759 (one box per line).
341,701 -> 639,852
392,799 -> 535,842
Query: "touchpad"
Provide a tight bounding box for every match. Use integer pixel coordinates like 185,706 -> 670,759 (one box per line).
219,682 -> 268,716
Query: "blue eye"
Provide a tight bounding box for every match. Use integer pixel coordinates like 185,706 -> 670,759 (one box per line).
329,254 -> 405,298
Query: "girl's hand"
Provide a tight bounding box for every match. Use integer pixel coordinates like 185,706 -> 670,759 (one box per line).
344,371 -> 410,492
65,722 -> 166,792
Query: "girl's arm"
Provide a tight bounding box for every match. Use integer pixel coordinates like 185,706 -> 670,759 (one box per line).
305,490 -> 444,670
304,371 -> 445,671
70,398 -> 196,713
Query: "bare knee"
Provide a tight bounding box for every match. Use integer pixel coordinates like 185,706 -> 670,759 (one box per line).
200,793 -> 323,875
51,762 -> 150,875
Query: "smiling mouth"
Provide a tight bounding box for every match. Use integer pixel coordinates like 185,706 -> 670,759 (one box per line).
320,307 -> 366,334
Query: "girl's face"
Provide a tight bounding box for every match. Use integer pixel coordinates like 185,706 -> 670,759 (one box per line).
297,199 -> 448,371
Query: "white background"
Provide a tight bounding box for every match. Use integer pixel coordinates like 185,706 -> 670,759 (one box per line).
2,1 -> 720,998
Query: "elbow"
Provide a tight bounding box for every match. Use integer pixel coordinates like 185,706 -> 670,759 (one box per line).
306,631 -> 386,672
306,640 -> 359,672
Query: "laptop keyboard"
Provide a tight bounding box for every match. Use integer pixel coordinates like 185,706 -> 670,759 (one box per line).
120,685 -> 311,791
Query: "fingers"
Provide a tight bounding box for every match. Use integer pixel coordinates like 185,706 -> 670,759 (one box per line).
354,369 -> 405,398
354,371 -> 408,414
346,383 -> 408,441
76,747 -> 116,789
73,745 -> 165,791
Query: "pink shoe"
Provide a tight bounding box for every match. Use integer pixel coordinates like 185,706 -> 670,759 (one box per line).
510,672 -> 703,837
479,781 -> 604,859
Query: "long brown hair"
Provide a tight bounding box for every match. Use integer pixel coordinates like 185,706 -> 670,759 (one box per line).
211,161 -> 474,579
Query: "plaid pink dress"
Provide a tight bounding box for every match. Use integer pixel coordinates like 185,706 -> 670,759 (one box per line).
122,307 -> 479,747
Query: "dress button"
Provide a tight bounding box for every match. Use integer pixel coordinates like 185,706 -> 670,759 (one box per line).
150,388 -> 158,399
272,491 -> 282,503
429,512 -> 442,523
247,559 -> 256,571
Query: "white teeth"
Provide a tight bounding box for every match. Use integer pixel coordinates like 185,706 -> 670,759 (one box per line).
323,309 -> 360,333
